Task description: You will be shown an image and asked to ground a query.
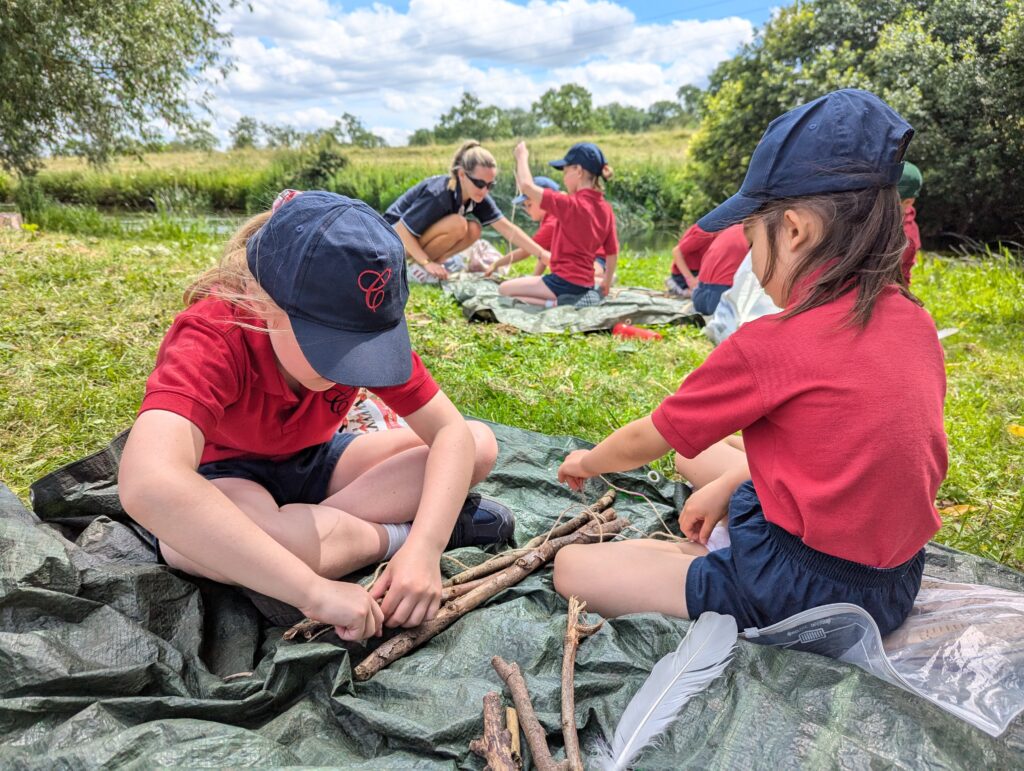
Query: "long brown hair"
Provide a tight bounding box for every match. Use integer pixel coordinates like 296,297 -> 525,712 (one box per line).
753,184 -> 920,326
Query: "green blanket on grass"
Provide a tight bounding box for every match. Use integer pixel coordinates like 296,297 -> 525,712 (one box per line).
2,421 -> 1023,768
442,278 -> 704,334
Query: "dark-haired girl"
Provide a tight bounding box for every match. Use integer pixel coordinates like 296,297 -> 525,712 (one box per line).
551,90 -> 947,636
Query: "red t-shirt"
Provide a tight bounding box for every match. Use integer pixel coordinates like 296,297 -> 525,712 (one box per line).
671,224 -> 716,275
533,214 -> 557,251
139,298 -> 439,464
694,224 -> 750,287
652,286 -> 947,568
901,206 -> 921,285
541,188 -> 618,287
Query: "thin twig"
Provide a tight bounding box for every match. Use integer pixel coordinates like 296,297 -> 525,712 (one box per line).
470,691 -> 517,770
561,597 -> 604,771
492,656 -> 568,771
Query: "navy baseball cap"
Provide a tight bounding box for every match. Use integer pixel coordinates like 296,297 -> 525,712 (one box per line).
698,89 -> 914,232
513,175 -> 560,205
549,142 -> 607,176
247,191 -> 412,388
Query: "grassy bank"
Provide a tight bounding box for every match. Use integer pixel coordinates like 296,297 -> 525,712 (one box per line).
0,229 -> 1021,569
1,131 -> 695,230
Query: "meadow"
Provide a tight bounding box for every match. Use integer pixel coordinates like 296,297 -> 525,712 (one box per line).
0,220 -> 1021,570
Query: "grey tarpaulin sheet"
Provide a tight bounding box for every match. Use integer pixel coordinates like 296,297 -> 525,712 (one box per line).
442,278 -> 704,334
3,422 -> 1023,768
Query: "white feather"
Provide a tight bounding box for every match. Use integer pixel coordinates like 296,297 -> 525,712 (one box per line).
594,612 -> 738,771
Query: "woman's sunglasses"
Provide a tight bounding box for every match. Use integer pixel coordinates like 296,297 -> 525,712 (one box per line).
463,170 -> 497,191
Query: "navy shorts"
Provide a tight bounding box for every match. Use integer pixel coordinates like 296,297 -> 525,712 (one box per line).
542,272 -> 592,298
685,481 -> 925,636
197,431 -> 359,507
668,273 -> 689,291
691,282 -> 730,315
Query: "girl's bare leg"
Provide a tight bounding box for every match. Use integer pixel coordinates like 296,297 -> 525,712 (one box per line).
420,215 -> 480,262
499,275 -> 557,306
675,438 -> 748,489
553,538 -> 700,618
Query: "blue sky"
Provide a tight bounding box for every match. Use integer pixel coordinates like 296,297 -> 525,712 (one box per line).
208,0 -> 774,146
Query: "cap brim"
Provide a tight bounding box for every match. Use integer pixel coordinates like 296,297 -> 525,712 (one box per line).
696,191 -> 765,232
291,314 -> 413,388
512,194 -> 527,205
548,158 -> 567,169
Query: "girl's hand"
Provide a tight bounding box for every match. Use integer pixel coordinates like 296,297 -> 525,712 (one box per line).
558,449 -> 594,492
370,544 -> 443,628
679,475 -> 736,545
599,277 -> 613,296
425,262 -> 449,280
513,141 -> 529,163
301,579 -> 384,641
539,249 -> 551,266
685,274 -> 698,290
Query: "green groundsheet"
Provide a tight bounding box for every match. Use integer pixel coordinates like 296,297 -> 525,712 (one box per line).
442,279 -> 704,333
2,422 -> 1022,767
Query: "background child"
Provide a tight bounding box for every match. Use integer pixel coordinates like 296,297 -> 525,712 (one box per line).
485,175 -> 560,277
666,223 -> 712,297
118,191 -> 514,638
384,141 -> 548,281
552,89 -> 947,637
500,142 -> 618,307
687,222 -> 751,314
899,161 -> 923,284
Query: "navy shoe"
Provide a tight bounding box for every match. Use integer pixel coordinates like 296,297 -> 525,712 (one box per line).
446,494 -> 515,550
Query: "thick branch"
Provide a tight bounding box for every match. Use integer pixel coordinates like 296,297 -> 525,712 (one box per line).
492,656 -> 567,771
470,691 -> 517,771
561,596 -> 604,771
354,515 -> 627,680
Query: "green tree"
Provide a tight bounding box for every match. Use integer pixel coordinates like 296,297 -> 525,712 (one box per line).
0,0 -> 235,175
229,116 -> 260,150
685,0 -> 1024,239
676,84 -> 705,124
596,102 -> 649,133
168,123 -> 219,152
328,113 -> 387,148
261,123 -> 302,149
407,128 -> 436,146
532,83 -> 597,134
434,92 -> 509,142
647,100 -> 684,128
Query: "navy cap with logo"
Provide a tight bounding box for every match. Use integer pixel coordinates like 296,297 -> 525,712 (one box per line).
698,89 -> 914,232
247,191 -> 412,388
513,175 -> 560,205
549,142 -> 607,177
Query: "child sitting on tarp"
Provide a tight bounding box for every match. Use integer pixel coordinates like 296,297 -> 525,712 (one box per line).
899,162 -> 923,285
499,142 -> 619,308
685,223 -> 751,315
485,176 -> 561,278
666,223 -> 711,297
552,89 -> 946,639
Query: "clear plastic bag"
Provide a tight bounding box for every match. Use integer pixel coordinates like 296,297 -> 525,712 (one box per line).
742,577 -> 1024,736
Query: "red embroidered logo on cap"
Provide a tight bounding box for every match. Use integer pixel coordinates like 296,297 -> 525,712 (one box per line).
357,269 -> 391,311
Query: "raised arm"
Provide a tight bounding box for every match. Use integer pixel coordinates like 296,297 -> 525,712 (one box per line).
512,141 -> 544,205
118,409 -> 383,639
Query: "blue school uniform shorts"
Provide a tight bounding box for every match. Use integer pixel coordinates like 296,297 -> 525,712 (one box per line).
691,281 -> 730,315
685,481 -> 925,636
197,431 -> 359,506
542,272 -> 593,298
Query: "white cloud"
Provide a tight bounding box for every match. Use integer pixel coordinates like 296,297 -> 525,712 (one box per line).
207,0 -> 754,145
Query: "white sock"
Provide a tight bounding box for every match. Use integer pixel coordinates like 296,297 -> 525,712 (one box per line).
544,299 -> 556,308
381,522 -> 412,560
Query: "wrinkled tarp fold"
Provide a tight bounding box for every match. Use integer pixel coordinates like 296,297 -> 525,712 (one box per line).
442,279 -> 703,333
2,422 -> 1022,767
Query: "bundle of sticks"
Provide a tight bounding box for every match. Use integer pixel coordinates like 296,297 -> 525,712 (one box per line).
283,489 -> 625,685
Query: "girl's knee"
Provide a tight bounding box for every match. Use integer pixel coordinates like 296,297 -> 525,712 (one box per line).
466,220 -> 481,241
553,545 -> 590,600
467,420 -> 498,482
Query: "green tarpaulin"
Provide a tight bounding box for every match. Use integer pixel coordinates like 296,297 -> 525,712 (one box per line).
442,279 -> 704,334
2,422 -> 1022,767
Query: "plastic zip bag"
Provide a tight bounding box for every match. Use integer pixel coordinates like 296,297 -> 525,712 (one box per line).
741,577 -> 1024,736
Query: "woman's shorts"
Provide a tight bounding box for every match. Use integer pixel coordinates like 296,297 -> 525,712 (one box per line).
685,481 -> 925,636
542,272 -> 592,298
197,431 -> 359,507
691,281 -> 730,315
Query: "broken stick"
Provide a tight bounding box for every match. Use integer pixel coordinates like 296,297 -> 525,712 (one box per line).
492,656 -> 567,771
561,596 -> 604,771
353,514 -> 628,680
469,691 -> 517,771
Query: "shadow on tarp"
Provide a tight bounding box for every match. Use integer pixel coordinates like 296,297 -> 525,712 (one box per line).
2,421 -> 1022,767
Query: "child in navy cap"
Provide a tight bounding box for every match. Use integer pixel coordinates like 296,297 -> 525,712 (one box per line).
553,90 -> 947,636
118,191 -> 514,639
500,141 -> 619,306
485,175 -> 560,277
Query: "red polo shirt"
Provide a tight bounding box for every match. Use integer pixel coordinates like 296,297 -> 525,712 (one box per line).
671,224 -> 716,276
652,286 -> 947,568
139,298 -> 439,464
541,188 -> 618,287
532,214 -> 557,251
901,205 -> 921,284
694,224 -> 750,287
